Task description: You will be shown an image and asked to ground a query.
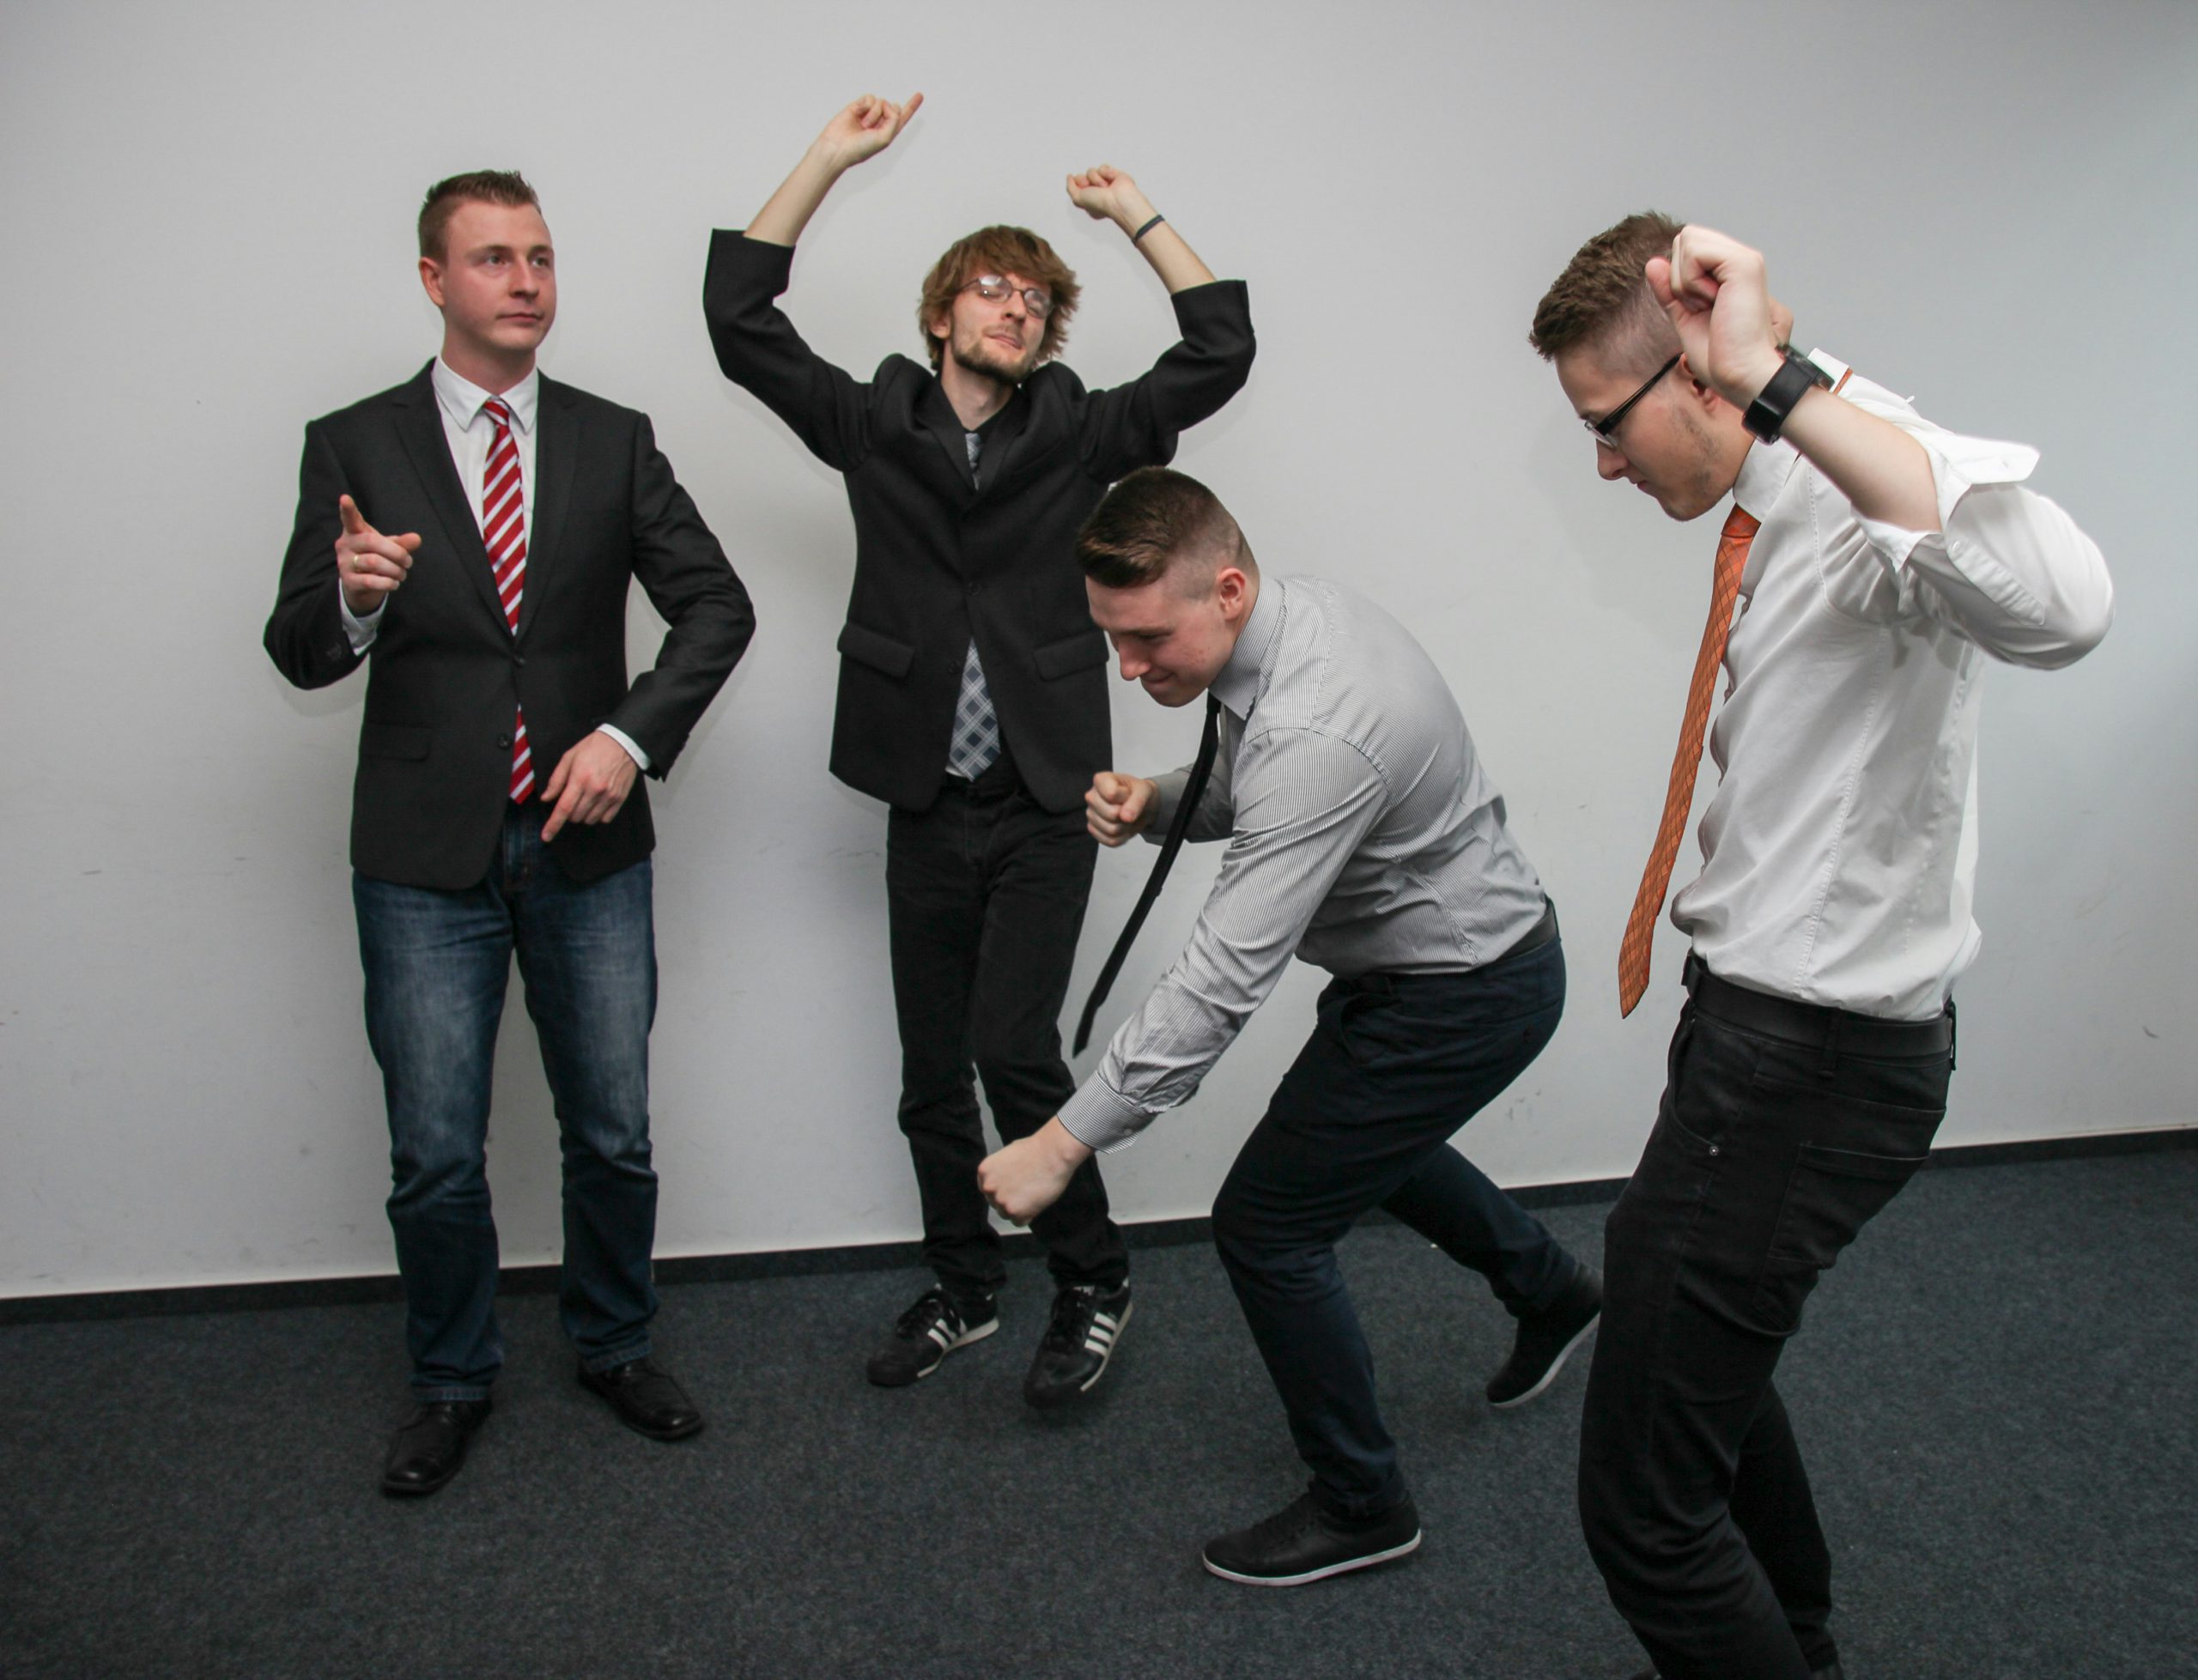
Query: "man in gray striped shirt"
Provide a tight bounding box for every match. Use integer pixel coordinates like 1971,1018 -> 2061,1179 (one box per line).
980,467 -> 1601,1586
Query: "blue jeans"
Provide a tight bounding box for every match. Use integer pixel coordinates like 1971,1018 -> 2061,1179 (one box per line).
354,804 -> 659,1400
1213,923 -> 1576,1520
1578,960 -> 1952,1680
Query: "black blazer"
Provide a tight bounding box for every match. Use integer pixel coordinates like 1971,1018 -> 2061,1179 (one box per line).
264,365 -> 755,889
704,232 -> 1254,814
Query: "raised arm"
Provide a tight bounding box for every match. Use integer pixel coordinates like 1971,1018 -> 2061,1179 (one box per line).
747,93 -> 924,249
1656,225 -> 2110,666
1652,225 -> 1938,532
1066,165 -> 1215,295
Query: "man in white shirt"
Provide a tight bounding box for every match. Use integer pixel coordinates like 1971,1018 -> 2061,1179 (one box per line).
1530,215 -> 2110,1679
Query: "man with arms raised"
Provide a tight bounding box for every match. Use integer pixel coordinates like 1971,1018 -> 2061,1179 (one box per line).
1529,216 -> 2110,1678
980,468 -> 1601,1584
706,96 -> 1253,1405
266,172 -> 753,1495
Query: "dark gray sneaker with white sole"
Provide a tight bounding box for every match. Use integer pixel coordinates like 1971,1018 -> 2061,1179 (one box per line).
1202,1490 -> 1422,1586
865,1285 -> 998,1386
1023,1282 -> 1132,1408
1487,1264 -> 1602,1408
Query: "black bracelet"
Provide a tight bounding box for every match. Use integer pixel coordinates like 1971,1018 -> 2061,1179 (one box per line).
1131,212 -> 1166,243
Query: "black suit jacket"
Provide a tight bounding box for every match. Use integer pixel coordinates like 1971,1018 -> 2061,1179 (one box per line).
264,364 -> 755,889
704,232 -> 1254,814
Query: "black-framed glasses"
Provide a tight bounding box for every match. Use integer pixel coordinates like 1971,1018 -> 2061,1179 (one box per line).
964,275 -> 1054,319
1583,353 -> 1681,446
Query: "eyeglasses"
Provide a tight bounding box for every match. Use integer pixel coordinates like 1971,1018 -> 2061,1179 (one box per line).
1583,353 -> 1681,446
964,275 -> 1054,319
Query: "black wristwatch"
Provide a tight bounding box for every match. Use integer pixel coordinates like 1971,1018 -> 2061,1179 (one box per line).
1741,347 -> 1834,443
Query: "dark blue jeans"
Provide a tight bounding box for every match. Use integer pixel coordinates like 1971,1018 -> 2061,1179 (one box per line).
1213,926 -> 1576,1520
1579,962 -> 1952,1680
354,803 -> 659,1400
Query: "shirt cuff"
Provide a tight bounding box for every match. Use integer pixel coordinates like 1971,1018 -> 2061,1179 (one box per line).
1057,1074 -> 1152,1155
1143,768 -> 1192,838
338,590 -> 384,653
595,725 -> 650,773
1855,424 -> 2040,569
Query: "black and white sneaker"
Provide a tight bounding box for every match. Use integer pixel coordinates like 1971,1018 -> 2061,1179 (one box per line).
1023,1282 -> 1132,1408
865,1285 -> 998,1387
1202,1490 -> 1422,1586
1486,1264 -> 1602,1409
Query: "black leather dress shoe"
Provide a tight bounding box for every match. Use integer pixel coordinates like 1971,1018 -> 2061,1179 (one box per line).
380,1398 -> 491,1496
578,1356 -> 705,1440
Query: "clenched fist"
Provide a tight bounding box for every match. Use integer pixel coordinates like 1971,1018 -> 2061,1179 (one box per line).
1086,770 -> 1159,846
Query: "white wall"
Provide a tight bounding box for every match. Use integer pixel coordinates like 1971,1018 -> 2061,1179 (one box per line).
3,0 -> 2193,1296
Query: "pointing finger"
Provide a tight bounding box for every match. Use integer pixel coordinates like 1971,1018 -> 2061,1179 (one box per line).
339,494 -> 367,536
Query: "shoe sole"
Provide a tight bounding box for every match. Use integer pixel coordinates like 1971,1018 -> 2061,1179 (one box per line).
1023,1299 -> 1134,1410
1487,1310 -> 1600,1411
1202,1529 -> 1422,1587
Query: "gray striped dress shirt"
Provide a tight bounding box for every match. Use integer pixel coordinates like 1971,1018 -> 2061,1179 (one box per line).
1058,574 -> 1548,1152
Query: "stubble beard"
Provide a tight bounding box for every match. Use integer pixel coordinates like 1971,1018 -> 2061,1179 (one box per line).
950,329 -> 1041,385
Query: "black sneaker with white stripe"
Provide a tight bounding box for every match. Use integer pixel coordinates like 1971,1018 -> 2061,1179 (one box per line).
1202,1490 -> 1422,1586
1486,1264 -> 1602,1409
865,1285 -> 998,1387
1022,1282 -> 1132,1408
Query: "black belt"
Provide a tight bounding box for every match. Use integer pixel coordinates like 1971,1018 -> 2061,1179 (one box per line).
1683,952 -> 1954,1060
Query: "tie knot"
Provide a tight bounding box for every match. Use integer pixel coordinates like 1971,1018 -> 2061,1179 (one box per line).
483,397 -> 513,432
1720,503 -> 1761,545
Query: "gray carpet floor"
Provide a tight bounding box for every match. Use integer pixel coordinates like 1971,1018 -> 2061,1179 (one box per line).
3,1149 -> 2193,1679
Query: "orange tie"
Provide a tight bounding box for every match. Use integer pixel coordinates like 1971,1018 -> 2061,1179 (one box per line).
1617,503 -> 1760,1016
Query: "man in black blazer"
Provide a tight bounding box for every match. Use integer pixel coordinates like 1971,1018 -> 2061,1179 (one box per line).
706,95 -> 1254,1406
266,171 -> 754,1495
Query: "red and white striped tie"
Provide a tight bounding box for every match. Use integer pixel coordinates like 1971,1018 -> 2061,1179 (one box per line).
482,397 -> 532,803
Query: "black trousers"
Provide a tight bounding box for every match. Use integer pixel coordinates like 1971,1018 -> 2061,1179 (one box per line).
885,764 -> 1126,1299
1214,923 -> 1578,1519
1579,957 -> 1953,1680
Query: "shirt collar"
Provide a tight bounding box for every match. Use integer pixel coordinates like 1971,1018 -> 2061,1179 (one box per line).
432,358 -> 540,434
1210,573 -> 1283,722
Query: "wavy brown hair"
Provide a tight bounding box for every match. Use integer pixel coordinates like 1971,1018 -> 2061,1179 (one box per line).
917,225 -> 1080,369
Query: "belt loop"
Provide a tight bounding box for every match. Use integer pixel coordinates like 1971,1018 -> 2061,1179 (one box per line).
1946,997 -> 1958,1072
1818,1009 -> 1841,1080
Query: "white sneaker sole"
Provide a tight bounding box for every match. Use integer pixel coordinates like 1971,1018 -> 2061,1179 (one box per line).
915,1315 -> 997,1379
1202,1528 -> 1422,1587
1488,1310 -> 1600,1410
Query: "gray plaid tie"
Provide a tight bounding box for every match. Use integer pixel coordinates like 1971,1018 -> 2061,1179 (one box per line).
947,428 -> 1002,779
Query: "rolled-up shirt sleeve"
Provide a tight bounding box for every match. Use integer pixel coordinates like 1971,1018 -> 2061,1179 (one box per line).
1842,391 -> 2113,669
1058,727 -> 1387,1152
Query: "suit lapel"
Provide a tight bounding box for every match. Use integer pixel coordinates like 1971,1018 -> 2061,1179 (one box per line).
972,389 -> 1031,498
520,379 -> 578,642
915,379 -> 980,504
391,364 -> 507,630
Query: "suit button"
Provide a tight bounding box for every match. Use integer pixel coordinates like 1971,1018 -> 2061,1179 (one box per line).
498,732 -> 513,749
513,654 -> 525,668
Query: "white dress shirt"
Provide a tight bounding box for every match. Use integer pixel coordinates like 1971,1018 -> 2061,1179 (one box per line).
1675,351 -> 2112,1019
340,359 -> 647,770
1059,575 -> 1549,1152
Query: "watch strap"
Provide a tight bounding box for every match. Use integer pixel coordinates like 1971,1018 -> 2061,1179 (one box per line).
1742,348 -> 1834,443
